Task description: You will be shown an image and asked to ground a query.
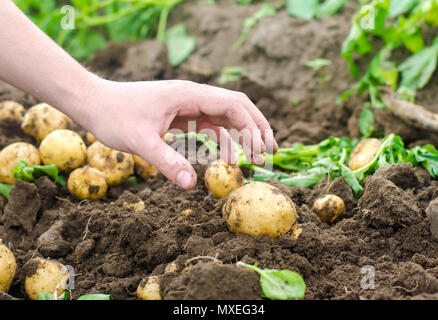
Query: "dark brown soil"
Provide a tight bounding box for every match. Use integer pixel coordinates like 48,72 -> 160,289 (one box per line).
1,0 -> 438,300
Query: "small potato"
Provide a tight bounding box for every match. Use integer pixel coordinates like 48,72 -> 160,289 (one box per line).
133,155 -> 158,180
0,142 -> 41,184
312,194 -> 345,224
137,276 -> 162,300
205,159 -> 244,198
0,101 -> 25,122
222,181 -> 297,237
87,142 -> 134,187
39,129 -> 86,171
348,138 -> 382,171
86,132 -> 97,144
24,257 -> 69,300
22,103 -> 73,142
0,240 -> 17,292
68,166 -> 108,200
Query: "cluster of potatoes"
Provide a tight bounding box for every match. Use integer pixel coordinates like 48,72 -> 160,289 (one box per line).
0,100 -> 158,200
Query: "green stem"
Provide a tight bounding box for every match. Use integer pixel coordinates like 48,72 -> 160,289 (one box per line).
157,6 -> 170,41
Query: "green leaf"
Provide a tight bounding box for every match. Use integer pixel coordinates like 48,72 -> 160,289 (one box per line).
316,0 -> 349,18
305,58 -> 331,71
341,165 -> 364,194
218,66 -> 246,84
286,0 -> 319,19
0,183 -> 12,200
359,107 -> 375,136
165,24 -> 197,67
388,0 -> 418,18
237,262 -> 306,300
37,292 -> 54,300
77,294 -> 111,300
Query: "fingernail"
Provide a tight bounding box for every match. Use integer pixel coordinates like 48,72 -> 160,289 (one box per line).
254,154 -> 265,165
176,170 -> 192,189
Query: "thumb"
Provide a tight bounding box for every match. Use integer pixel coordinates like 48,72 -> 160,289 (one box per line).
135,133 -> 197,190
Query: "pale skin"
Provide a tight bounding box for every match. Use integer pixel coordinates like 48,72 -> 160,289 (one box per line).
0,0 -> 278,189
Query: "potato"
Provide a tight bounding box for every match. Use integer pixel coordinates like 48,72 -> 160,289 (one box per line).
137,276 -> 162,300
68,166 -> 108,200
86,132 -> 97,144
0,240 -> 16,292
205,159 -> 244,198
22,103 -> 72,142
39,129 -> 86,171
133,155 -> 158,180
0,142 -> 41,184
348,138 -> 382,171
312,194 -> 345,224
24,257 -> 69,300
87,142 -> 134,187
0,101 -> 25,122
222,181 -> 297,237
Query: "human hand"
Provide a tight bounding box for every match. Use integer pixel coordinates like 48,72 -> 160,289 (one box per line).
78,79 -> 278,190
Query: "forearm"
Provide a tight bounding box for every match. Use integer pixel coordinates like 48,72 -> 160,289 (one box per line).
0,0 -> 101,127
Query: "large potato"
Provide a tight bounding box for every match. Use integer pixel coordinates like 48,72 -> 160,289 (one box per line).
0,101 -> 25,122
22,103 -> 73,142
24,258 -> 69,300
0,142 -> 40,184
0,240 -> 16,292
312,194 -> 345,224
348,138 -> 382,171
39,129 -> 86,171
68,166 -> 108,200
133,155 -> 158,180
87,142 -> 134,187
137,276 -> 162,300
222,181 -> 297,237
205,159 -> 244,198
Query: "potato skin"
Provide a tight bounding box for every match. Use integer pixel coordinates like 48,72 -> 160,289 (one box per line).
204,159 -> 244,198
137,276 -> 162,300
0,142 -> 41,184
312,194 -> 345,224
86,132 -> 97,144
68,166 -> 107,200
39,129 -> 86,171
133,155 -> 158,180
0,240 -> 16,292
21,103 -> 72,142
348,138 -> 382,171
0,101 -> 25,122
87,142 -> 134,187
222,181 -> 297,237
24,258 -> 69,300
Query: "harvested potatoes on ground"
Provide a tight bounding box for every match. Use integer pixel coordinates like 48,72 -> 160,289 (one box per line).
137,276 -> 162,300
39,129 -> 86,171
22,103 -> 72,142
0,240 -> 17,292
348,138 -> 382,171
312,194 -> 345,224
0,101 -> 25,122
0,142 -> 40,184
86,132 -> 97,144
24,258 -> 69,300
133,155 -> 158,180
68,166 -> 108,200
87,142 -> 134,187
222,181 -> 297,237
205,159 -> 244,198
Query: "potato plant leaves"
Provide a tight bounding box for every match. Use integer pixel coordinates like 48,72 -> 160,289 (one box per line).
12,161 -> 66,187
286,0 -> 348,20
237,262 -> 306,300
37,292 -> 111,300
165,24 -> 197,67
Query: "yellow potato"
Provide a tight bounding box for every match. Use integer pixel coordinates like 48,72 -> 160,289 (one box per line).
86,132 -> 97,144
137,276 -> 162,300
222,181 -> 297,237
312,194 -> 345,224
0,240 -> 16,292
87,142 -> 134,187
0,142 -> 40,184
68,166 -> 108,200
133,155 -> 158,180
0,101 -> 25,122
24,257 -> 69,300
22,103 -> 72,142
39,129 -> 86,171
204,159 -> 244,198
348,138 -> 382,171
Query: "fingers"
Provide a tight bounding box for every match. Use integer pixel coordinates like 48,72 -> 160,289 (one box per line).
198,122 -> 237,165
133,131 -> 197,190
